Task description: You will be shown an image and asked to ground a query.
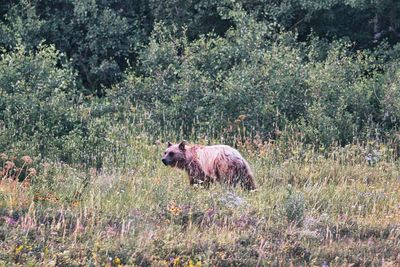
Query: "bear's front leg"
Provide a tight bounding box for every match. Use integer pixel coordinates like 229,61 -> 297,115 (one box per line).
189,174 -> 211,188
201,176 -> 212,189
189,175 -> 196,186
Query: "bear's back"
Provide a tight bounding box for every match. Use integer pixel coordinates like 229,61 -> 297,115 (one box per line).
195,145 -> 245,167
203,145 -> 242,159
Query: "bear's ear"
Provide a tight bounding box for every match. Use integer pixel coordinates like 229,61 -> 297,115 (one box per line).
179,140 -> 186,150
167,141 -> 173,147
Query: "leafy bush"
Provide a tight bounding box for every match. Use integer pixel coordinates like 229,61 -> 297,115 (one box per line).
0,44 -> 83,161
1,3 -> 399,165
113,8 -> 399,146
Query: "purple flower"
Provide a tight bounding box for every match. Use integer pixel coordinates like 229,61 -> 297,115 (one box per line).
3,216 -> 18,225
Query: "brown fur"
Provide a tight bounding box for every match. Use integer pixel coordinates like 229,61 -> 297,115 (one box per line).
162,141 -> 256,190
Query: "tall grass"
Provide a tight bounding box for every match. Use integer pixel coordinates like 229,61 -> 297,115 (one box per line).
1,129 -> 399,266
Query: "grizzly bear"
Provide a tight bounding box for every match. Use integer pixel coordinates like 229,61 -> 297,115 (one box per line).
162,141 -> 256,190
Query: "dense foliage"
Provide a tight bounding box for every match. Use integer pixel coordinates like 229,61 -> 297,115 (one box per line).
0,0 -> 399,163
1,2 -> 400,266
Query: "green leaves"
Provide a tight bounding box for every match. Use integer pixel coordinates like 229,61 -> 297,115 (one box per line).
115,7 -> 400,146
0,0 -> 45,50
0,44 -> 81,160
0,0 -> 399,164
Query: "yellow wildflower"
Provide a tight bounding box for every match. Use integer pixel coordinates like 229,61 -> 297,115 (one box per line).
168,204 -> 182,216
15,245 -> 24,254
114,257 -> 121,265
173,257 -> 180,266
187,260 -> 202,267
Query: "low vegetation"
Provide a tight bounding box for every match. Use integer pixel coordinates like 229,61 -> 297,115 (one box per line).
1,1 -> 400,266
1,139 -> 399,266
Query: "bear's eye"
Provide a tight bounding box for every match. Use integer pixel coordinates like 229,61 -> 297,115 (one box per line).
169,152 -> 175,157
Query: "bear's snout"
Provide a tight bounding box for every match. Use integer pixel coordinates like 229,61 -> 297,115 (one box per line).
162,158 -> 168,165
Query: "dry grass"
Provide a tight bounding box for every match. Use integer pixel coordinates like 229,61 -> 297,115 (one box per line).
0,141 -> 399,266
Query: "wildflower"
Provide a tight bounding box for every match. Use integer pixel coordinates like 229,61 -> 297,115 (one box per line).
46,192 -> 59,202
4,216 -> 17,225
27,168 -> 37,176
15,245 -> 24,254
237,114 -> 247,121
114,257 -> 121,265
4,161 -> 15,169
168,204 -> 182,216
21,155 -> 33,165
188,260 -> 202,267
170,257 -> 180,266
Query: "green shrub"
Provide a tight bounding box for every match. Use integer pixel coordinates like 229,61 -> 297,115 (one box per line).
113,8 -> 398,147
0,44 -> 83,159
2,3 -> 400,165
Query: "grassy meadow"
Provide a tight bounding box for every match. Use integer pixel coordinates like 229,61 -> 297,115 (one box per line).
2,1 -> 400,266
1,137 -> 399,266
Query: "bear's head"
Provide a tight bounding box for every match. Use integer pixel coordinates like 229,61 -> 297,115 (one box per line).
162,141 -> 186,168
